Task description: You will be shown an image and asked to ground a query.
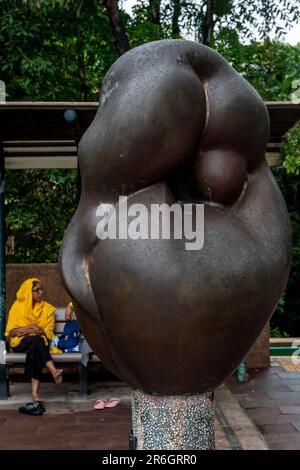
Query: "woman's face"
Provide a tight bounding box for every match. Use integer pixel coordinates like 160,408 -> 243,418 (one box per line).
32,283 -> 44,303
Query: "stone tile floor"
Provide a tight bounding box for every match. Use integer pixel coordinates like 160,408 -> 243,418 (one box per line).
227,358 -> 300,450
2,359 -> 300,450
0,379 -> 132,450
0,372 -> 266,450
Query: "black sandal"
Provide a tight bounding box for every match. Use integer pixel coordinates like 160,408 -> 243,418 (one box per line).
19,402 -> 45,416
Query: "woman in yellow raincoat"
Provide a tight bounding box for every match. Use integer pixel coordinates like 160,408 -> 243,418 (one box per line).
5,278 -> 63,412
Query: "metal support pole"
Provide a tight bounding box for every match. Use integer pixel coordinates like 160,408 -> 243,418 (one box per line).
78,363 -> 89,396
63,108 -> 81,203
0,364 -> 9,399
0,143 -> 5,340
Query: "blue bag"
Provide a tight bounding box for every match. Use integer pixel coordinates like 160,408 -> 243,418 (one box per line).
58,320 -> 81,352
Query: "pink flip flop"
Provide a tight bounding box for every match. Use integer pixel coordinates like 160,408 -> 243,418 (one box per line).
94,399 -> 107,410
104,398 -> 120,408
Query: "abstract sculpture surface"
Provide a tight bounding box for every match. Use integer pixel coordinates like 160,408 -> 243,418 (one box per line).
59,40 -> 291,394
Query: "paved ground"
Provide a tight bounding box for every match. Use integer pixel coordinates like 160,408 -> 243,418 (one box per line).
228,358 -> 300,450
4,359 -> 300,450
0,370 -> 266,450
0,376 -> 132,450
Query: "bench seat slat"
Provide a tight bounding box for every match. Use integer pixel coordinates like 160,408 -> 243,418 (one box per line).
6,352 -> 101,363
54,323 -> 66,334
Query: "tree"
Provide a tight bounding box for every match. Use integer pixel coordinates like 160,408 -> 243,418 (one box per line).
102,0 -> 130,55
171,0 -> 181,37
5,169 -> 78,263
202,0 -> 214,46
147,0 -> 300,49
149,0 -> 161,25
270,166 -> 300,335
283,122 -> 300,176
216,38 -> 300,101
181,0 -> 299,46
0,0 -> 119,101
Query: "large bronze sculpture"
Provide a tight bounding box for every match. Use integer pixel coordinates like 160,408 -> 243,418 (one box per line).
59,40 -> 292,449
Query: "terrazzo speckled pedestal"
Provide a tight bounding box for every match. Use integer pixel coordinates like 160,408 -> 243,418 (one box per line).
132,390 -> 215,450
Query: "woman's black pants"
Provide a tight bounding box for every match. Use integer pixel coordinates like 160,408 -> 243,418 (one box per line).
12,336 -> 52,381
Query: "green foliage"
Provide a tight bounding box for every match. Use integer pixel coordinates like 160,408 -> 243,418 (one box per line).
0,1 -> 116,262
213,0 -> 300,42
128,1 -> 174,47
270,326 -> 289,338
5,169 -> 77,263
273,120 -> 300,336
271,167 -> 300,336
0,0 -> 118,101
1,1 -> 299,101
216,36 -> 300,101
180,0 -> 300,45
283,121 -> 300,175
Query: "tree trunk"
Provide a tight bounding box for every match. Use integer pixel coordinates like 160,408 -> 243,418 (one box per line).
172,0 -> 181,36
202,0 -> 214,46
102,0 -> 130,56
76,1 -> 88,101
262,0 -> 271,39
76,24 -> 88,101
149,0 -> 161,25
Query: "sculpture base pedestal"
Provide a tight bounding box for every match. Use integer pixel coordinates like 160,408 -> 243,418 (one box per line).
131,390 -> 215,450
